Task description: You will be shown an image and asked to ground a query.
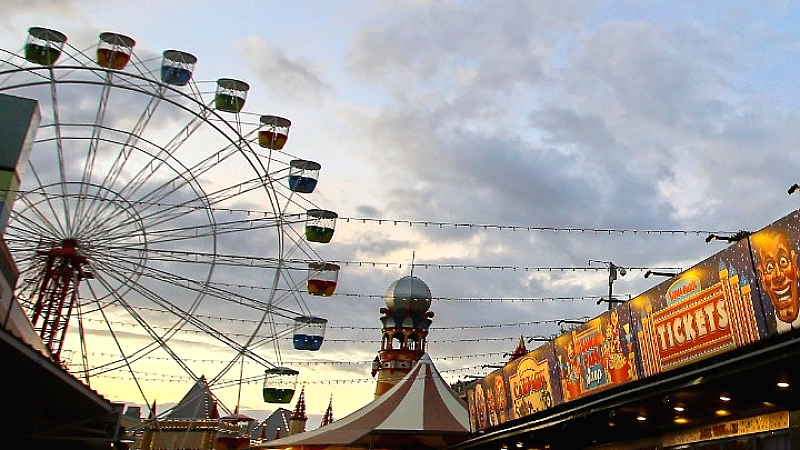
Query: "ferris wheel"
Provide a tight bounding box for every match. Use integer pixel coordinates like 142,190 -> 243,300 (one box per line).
0,28 -> 340,411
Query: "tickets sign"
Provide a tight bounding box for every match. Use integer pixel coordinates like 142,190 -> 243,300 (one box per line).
630,238 -> 767,376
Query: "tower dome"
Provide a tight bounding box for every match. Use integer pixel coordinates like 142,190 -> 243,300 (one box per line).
384,275 -> 431,316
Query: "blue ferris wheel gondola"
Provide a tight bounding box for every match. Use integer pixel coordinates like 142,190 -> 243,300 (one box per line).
293,315 -> 328,351
288,159 -> 321,193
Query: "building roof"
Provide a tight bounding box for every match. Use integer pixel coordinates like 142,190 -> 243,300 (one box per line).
255,354 -> 470,449
165,375 -> 219,420
250,408 -> 291,440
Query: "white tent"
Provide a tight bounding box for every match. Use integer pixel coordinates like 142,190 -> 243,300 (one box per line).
253,354 -> 470,449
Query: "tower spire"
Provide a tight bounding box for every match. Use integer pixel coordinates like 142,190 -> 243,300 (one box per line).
508,335 -> 528,361
320,396 -> 334,426
288,386 -> 307,435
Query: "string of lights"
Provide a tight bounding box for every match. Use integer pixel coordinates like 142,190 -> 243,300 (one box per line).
73,321 -> 526,344
337,217 -> 734,236
10,189 -> 734,236
95,304 -> 601,329
8,234 -> 684,274
80,351 -> 508,365
90,373 -> 469,385
89,285 -> 644,306
83,364 -> 491,386
79,315 -> 582,334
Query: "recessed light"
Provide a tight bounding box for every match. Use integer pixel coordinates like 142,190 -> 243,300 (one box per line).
719,395 -> 731,402
674,406 -> 684,412
777,382 -> 790,388
636,416 -> 646,421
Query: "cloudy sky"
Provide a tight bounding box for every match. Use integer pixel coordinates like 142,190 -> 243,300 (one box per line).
3,0 -> 800,424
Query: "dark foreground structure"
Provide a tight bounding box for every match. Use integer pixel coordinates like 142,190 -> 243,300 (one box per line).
0,239 -> 125,449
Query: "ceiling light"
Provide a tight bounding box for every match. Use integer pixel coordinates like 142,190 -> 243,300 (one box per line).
636,415 -> 646,421
715,410 -> 730,416
674,417 -> 689,424
719,395 -> 731,401
777,382 -> 790,388
673,406 -> 684,412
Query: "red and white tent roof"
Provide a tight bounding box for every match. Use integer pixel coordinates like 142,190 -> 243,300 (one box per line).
255,354 -> 470,449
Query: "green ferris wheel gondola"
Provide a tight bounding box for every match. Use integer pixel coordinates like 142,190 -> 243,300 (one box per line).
263,367 -> 299,403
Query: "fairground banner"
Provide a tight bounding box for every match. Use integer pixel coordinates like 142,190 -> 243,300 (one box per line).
467,208 -> 800,432
553,306 -> 640,402
466,343 -> 561,430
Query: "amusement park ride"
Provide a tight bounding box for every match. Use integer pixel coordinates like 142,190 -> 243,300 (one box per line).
1,27 -> 340,413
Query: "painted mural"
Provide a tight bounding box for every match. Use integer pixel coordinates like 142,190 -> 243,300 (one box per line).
553,307 -> 639,402
466,368 -> 508,430
466,343 -> 561,431
506,343 -> 561,420
749,210 -> 800,334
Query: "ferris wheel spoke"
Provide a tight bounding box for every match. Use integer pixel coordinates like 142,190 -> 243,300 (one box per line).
73,206 -> 149,248
92,260 -> 280,375
94,87 -> 166,193
96,253 -> 307,325
7,195 -> 64,240
72,73 -> 114,232
88,269 -> 199,361
73,149 -> 211,241
135,216 -> 285,247
201,175 -> 285,211
96,255 -> 297,319
109,246 -> 280,269
74,287 -> 151,408
116,106 -> 213,202
81,274 -> 200,399
135,194 -> 288,232
248,317 -> 296,352
44,67 -> 77,235
73,150 -> 295,246
21,148 -> 71,239
107,143 -> 245,225
141,144 -> 243,204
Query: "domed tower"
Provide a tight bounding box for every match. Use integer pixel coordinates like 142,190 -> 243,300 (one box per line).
373,275 -> 434,398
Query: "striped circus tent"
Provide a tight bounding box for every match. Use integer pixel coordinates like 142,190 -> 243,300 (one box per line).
253,354 -> 470,449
